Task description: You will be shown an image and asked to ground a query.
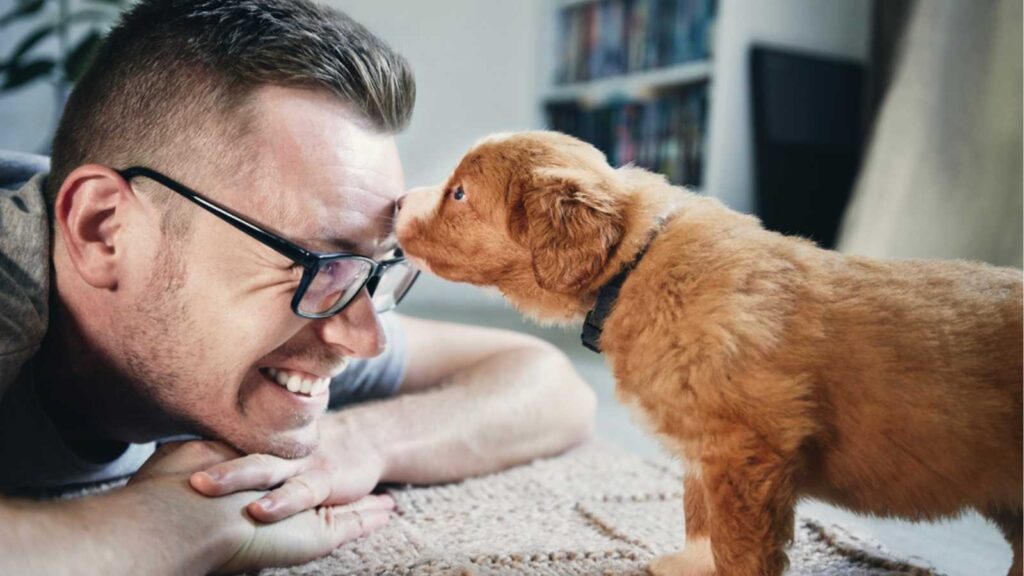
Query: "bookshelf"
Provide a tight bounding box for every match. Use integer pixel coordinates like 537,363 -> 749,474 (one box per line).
542,0 -> 716,190
545,60 -> 712,104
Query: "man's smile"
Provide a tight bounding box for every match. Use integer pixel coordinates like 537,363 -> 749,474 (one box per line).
258,364 -> 347,397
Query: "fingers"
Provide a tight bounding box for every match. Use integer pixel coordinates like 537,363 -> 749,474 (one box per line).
321,505 -> 391,544
247,462 -> 395,522
190,452 -> 307,497
212,495 -> 395,574
246,468 -> 333,523
309,497 -> 395,555
132,441 -> 241,482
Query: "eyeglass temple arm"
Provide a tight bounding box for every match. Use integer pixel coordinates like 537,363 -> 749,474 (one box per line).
118,166 -> 314,266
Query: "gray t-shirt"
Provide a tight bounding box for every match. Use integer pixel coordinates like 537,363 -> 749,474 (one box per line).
0,174 -> 407,491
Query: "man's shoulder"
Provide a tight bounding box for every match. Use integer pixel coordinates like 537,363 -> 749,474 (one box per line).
0,174 -> 51,392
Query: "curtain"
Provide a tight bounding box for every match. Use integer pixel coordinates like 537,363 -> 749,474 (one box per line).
837,0 -> 1022,268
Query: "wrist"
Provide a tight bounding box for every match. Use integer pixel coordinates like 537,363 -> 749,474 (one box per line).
323,409 -> 392,481
108,480 -> 243,575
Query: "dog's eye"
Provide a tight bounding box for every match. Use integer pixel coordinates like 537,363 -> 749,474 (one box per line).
452,186 -> 466,201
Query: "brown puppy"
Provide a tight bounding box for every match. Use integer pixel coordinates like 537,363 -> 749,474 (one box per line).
395,131 -> 1023,576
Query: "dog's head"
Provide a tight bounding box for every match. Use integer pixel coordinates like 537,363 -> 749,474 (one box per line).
396,131 -> 645,323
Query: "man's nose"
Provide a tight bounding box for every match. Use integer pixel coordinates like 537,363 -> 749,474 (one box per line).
313,290 -> 386,358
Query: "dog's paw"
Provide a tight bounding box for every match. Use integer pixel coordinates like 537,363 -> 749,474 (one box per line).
648,539 -> 716,576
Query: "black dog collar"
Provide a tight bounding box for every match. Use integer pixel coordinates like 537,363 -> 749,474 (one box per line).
581,220 -> 664,354
581,268 -> 632,353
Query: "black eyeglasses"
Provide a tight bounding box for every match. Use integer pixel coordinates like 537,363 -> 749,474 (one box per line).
118,166 -> 419,319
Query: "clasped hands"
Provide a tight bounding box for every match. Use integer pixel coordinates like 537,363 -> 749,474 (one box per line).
127,426 -> 393,574
189,433 -> 387,523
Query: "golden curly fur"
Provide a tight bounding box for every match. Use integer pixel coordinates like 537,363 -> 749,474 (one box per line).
395,131 -> 1023,576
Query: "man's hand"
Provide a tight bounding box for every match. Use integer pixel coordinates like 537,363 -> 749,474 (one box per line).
189,429 -> 386,523
130,440 -> 393,574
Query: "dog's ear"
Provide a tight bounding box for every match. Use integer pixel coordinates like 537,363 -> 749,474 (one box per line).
515,167 -> 624,293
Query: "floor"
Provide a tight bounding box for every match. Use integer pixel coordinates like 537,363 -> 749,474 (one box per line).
401,282 -> 1013,576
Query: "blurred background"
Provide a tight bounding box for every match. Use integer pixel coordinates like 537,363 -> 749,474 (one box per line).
1,0 -> 1020,573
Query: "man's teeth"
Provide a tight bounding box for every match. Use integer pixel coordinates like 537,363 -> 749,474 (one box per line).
264,367 -> 331,396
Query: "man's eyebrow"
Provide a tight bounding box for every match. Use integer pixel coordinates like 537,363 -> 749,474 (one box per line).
298,236 -> 361,254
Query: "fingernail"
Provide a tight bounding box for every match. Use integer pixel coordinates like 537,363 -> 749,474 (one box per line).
203,470 -> 222,482
255,497 -> 275,511
379,494 -> 396,508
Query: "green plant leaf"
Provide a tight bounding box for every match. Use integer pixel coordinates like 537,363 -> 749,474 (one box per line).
1,7 -> 114,69
63,29 -> 102,82
2,22 -> 57,70
0,0 -> 46,28
2,58 -> 55,90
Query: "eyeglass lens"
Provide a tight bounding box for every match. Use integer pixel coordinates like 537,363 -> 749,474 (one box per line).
298,259 -> 418,316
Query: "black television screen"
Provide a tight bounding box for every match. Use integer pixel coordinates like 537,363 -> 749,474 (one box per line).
750,45 -> 865,248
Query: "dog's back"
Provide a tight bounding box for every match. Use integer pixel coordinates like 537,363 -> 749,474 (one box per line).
606,190 -> 1022,521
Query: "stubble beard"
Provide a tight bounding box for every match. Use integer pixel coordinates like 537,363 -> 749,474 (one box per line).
120,242 -> 322,458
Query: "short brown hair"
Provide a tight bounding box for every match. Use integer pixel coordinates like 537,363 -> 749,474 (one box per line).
48,0 -> 415,204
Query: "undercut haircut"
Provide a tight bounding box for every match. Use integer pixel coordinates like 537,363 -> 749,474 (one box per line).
47,0 -> 415,210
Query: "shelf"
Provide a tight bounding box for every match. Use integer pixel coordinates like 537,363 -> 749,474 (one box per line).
544,60 -> 713,106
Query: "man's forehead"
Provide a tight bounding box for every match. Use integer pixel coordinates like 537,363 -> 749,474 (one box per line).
269,179 -> 399,256
239,87 -> 404,255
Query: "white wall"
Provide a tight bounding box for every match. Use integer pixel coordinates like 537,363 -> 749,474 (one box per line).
704,0 -> 872,214
328,0 -> 545,188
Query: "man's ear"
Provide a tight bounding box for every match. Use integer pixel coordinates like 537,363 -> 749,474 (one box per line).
519,167 -> 624,293
54,165 -> 135,290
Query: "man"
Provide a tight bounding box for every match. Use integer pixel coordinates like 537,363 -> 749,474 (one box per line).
0,0 -> 595,573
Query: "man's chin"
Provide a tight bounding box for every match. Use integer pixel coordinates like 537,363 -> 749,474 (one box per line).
228,424 -> 320,459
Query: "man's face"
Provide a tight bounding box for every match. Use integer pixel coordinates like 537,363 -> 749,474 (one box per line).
120,86 -> 404,458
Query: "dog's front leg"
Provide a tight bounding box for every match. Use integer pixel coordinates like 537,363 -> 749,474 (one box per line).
700,426 -> 797,576
649,470 -> 716,576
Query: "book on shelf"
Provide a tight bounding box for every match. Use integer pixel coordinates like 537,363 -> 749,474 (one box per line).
546,83 -> 708,188
556,0 -> 717,85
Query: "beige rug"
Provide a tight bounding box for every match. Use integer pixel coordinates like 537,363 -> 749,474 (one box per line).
258,442 -> 936,575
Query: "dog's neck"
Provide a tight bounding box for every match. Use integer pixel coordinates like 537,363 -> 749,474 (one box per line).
581,216 -> 667,352
579,171 -> 689,352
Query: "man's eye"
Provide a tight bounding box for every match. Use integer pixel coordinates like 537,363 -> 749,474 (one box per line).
452,186 -> 466,201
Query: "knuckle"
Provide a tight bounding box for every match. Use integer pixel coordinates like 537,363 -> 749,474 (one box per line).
289,476 -> 325,503
246,454 -> 280,480
331,509 -> 366,539
350,510 -> 367,536
255,468 -> 278,487
249,453 -> 274,467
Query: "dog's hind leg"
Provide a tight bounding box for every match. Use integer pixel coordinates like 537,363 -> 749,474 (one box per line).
983,506 -> 1022,576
